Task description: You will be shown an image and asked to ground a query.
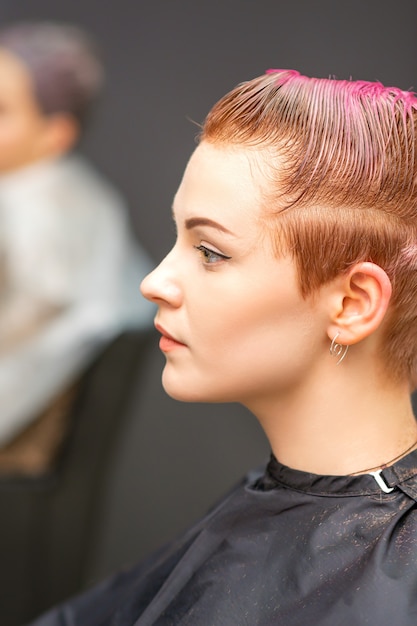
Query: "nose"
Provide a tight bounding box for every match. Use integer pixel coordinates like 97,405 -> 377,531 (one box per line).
140,249 -> 182,308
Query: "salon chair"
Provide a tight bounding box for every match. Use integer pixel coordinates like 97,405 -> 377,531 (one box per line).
0,328 -> 155,626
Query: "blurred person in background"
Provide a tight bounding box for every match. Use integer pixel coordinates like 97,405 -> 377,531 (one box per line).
0,21 -> 154,474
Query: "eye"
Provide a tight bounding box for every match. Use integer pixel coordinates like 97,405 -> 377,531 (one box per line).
194,244 -> 231,265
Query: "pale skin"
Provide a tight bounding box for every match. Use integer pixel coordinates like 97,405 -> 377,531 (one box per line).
141,142 -> 417,476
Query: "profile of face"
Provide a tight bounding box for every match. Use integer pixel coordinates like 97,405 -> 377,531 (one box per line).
0,49 -> 55,173
141,143 -> 330,410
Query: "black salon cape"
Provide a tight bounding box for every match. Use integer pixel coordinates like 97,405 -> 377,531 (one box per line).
31,450 -> 417,626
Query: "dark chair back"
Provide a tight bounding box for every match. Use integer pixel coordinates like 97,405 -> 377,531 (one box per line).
0,329 -> 155,626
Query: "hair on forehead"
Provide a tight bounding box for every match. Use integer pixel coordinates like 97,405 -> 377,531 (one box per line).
200,69 -> 417,384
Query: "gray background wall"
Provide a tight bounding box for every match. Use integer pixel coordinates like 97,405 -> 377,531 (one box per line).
1,0 -> 416,587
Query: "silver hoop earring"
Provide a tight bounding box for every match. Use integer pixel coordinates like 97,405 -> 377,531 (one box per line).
330,332 -> 349,365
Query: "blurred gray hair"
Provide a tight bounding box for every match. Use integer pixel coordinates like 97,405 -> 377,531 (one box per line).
0,21 -> 104,128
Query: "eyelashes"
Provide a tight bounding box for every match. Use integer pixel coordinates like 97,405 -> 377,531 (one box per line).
194,244 -> 232,265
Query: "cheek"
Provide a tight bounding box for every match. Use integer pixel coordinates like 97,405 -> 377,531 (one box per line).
162,286 -> 319,403
197,284 -> 305,345
211,306 -> 317,383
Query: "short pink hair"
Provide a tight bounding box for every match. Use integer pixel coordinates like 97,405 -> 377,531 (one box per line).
201,70 -> 417,383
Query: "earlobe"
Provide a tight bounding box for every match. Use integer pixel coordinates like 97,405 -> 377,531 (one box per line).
327,262 -> 392,346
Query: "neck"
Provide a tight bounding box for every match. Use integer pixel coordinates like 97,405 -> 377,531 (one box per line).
246,360 -> 417,476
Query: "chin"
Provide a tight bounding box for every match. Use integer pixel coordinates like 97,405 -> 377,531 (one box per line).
161,372 -> 224,404
162,382 -> 208,403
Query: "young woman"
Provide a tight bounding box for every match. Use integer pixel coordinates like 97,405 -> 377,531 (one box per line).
33,70 -> 417,625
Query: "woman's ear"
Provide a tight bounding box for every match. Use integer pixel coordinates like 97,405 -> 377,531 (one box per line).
326,262 -> 392,346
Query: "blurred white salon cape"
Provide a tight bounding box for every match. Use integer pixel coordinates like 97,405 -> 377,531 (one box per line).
0,154 -> 155,445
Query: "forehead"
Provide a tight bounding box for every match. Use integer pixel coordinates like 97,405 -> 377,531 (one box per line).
173,142 -> 269,221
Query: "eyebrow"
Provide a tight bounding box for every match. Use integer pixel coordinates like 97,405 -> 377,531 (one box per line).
184,216 -> 235,235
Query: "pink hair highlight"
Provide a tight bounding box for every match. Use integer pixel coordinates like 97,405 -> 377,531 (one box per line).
201,69 -> 417,383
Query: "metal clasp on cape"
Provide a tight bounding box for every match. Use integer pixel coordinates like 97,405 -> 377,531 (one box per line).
368,469 -> 394,493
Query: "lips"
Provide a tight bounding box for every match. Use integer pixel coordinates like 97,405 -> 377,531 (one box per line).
155,323 -> 186,352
